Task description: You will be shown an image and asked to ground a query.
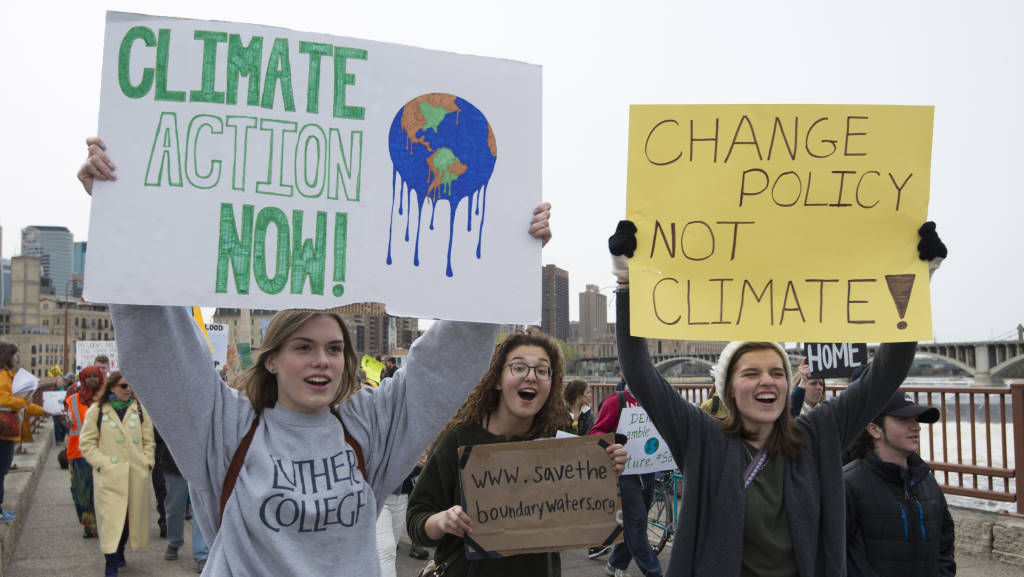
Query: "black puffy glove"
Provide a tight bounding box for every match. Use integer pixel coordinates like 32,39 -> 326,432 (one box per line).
608,220 -> 638,257
917,221 -> 947,277
609,220 -> 637,284
917,221 -> 947,261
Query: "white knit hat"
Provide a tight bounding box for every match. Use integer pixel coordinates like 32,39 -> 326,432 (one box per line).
711,341 -> 793,401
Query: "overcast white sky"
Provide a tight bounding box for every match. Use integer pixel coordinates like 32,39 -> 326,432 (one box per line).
1,0 -> 1020,342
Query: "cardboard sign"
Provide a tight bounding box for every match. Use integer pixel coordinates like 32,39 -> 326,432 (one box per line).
615,406 -> 677,474
458,435 -> 622,557
75,341 -> 119,372
85,12 -> 542,324
360,355 -> 385,385
804,342 -> 868,379
627,105 -> 933,342
205,323 -> 230,369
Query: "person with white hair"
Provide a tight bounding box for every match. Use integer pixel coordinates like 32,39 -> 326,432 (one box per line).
606,219 -> 947,577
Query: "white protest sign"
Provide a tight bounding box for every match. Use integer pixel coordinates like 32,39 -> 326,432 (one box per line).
616,406 -> 677,475
12,369 -> 39,397
205,323 -> 229,369
43,391 -> 67,415
75,341 -> 119,372
85,12 -> 542,323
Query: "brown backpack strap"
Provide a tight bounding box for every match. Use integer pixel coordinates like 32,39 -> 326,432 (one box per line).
220,416 -> 259,523
332,408 -> 367,480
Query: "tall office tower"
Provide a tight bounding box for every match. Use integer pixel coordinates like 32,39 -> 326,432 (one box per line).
21,226 -> 74,296
541,264 -> 570,341
0,259 -> 9,308
72,241 -> 88,298
579,284 -> 608,343
73,241 -> 87,275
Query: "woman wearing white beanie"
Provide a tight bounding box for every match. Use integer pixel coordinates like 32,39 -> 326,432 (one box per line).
606,220 -> 947,577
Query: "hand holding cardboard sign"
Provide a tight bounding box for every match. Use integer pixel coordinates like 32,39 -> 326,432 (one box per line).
609,220 -> 637,286
606,442 -> 628,474
425,504 -> 474,540
530,202 -> 552,247
77,136 -> 116,194
917,221 -> 947,279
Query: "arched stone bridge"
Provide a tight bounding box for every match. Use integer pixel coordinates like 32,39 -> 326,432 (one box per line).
910,341 -> 1024,385
581,341 -> 1024,386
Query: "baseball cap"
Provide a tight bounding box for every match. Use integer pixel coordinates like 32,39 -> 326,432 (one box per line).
880,391 -> 940,424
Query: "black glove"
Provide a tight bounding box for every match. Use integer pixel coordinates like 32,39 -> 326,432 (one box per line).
608,220 -> 638,258
917,221 -> 948,261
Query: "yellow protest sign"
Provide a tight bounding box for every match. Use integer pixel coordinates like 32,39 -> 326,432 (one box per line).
360,355 -> 386,386
627,105 -> 933,342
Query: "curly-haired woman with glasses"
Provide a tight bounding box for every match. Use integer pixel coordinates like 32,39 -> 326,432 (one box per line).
407,331 -> 628,577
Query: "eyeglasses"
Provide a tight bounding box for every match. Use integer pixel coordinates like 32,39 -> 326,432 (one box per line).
504,362 -> 552,381
115,383 -> 131,389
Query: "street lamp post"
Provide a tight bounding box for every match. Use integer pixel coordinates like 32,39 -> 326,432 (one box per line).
63,279 -> 73,374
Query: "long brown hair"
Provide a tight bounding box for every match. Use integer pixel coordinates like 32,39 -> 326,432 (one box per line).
718,343 -> 804,459
0,342 -> 18,371
444,330 -> 569,438
234,310 -> 358,414
564,379 -> 589,406
95,370 -> 129,410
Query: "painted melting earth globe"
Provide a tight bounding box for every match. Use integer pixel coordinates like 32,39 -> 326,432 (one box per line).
387,93 -> 497,277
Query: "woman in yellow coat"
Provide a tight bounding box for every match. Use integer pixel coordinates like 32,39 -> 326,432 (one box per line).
79,370 -> 154,577
0,341 -> 46,523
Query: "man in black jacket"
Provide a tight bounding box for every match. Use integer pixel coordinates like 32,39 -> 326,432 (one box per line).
844,391 -> 955,577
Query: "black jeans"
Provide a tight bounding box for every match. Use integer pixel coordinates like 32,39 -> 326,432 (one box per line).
0,439 -> 16,507
608,473 -> 662,576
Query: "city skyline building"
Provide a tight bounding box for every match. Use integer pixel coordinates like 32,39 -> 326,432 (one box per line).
21,225 -> 74,297
579,284 -> 608,343
1,258 -> 9,308
73,241 -> 87,275
541,264 -> 570,341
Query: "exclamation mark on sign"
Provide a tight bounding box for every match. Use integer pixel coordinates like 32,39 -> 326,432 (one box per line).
884,274 -> 916,330
332,213 -> 348,297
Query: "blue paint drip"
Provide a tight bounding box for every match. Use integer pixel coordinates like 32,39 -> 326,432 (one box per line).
387,170 -> 397,265
404,182 -> 411,242
445,198 -> 460,277
476,185 -> 487,259
413,194 -> 426,267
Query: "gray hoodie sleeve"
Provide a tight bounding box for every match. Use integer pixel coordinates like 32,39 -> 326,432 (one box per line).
110,304 -> 255,540
337,319 -> 498,510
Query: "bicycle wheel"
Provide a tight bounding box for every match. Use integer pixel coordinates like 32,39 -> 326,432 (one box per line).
647,481 -> 673,555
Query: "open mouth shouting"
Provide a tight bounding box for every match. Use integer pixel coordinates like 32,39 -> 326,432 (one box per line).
517,388 -> 539,403
305,374 -> 332,391
754,390 -> 778,405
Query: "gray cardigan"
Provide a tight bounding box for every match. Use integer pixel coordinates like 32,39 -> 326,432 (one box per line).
615,290 -> 916,577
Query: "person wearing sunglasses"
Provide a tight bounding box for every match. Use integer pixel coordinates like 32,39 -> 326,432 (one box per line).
79,371 -> 155,577
407,331 -> 628,577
